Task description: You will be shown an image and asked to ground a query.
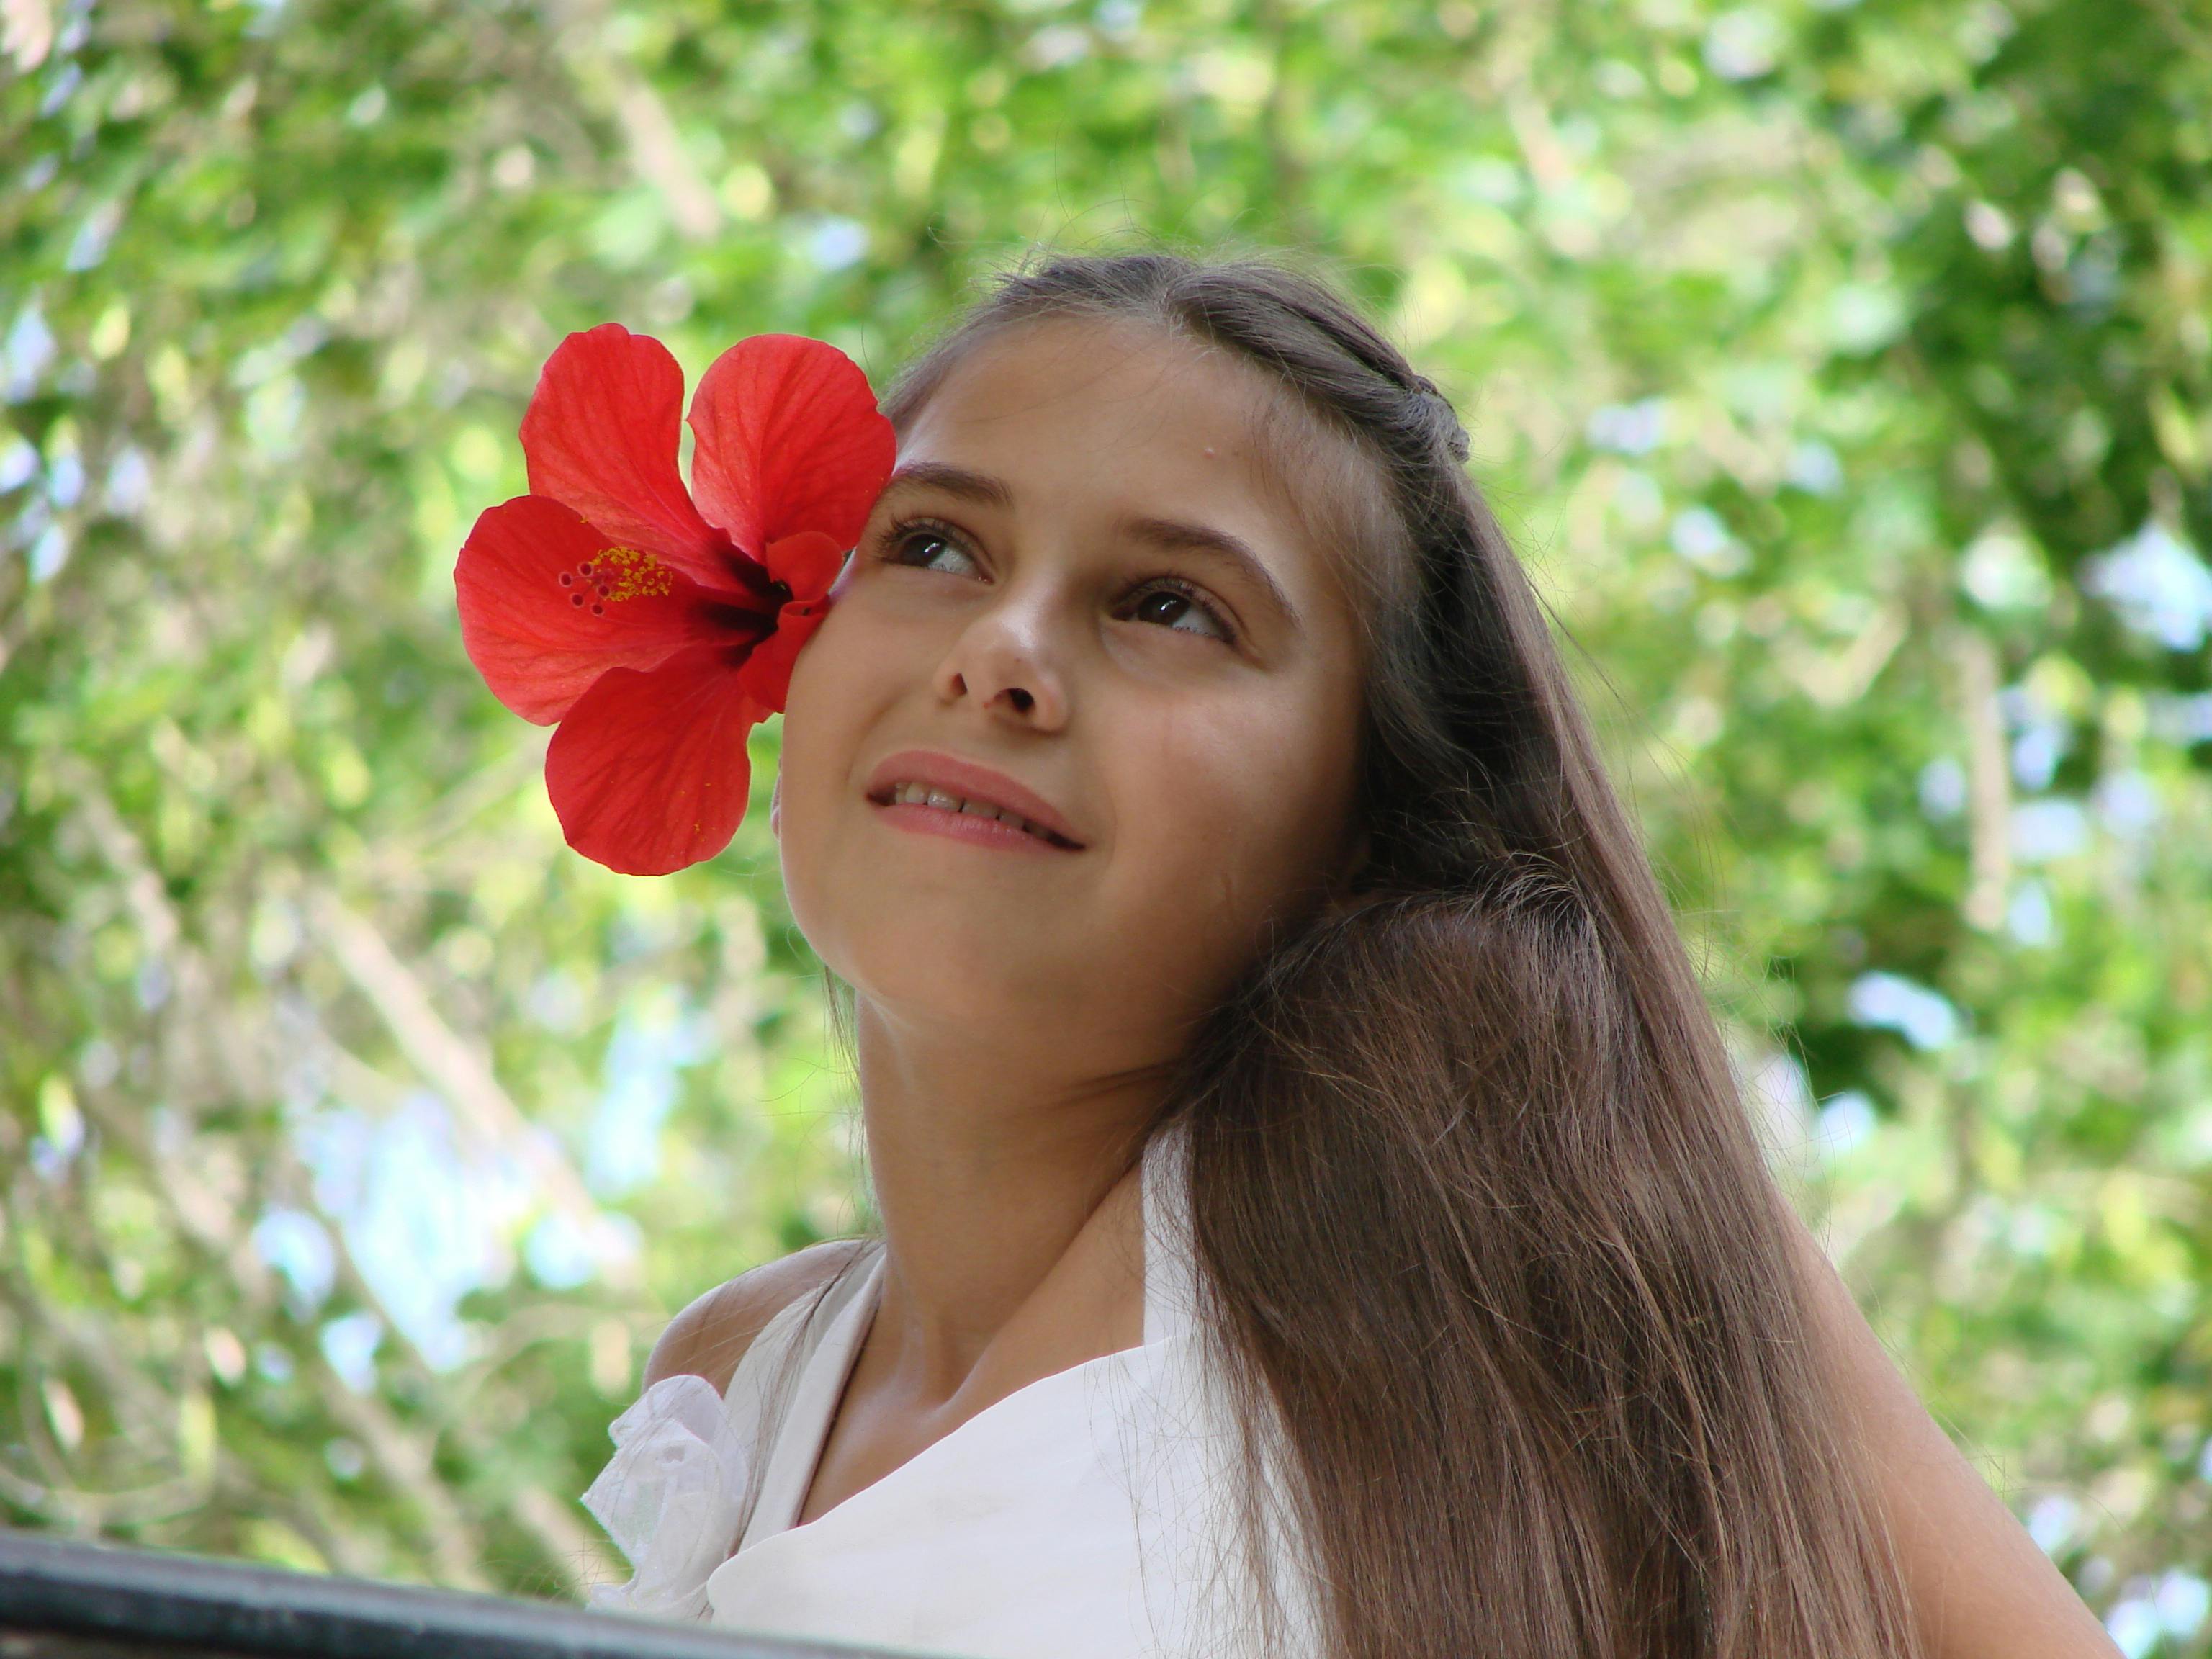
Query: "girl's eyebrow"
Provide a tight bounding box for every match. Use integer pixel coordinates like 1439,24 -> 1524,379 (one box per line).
881,460 -> 1015,509
1118,515 -> 1303,631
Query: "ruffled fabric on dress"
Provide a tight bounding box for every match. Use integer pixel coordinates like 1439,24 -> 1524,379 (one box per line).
582,1373 -> 750,1622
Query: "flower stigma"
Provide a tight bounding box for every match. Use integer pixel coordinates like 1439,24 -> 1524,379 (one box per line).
557,545 -> 676,616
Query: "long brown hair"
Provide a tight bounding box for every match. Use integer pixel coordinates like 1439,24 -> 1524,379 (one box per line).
883,253 -> 1915,1659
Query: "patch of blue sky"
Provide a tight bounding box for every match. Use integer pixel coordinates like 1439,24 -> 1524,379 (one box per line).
1586,397 -> 1666,456
805,217 -> 869,272
0,436 -> 35,492
64,202 -> 121,273
135,956 -> 172,1010
1784,439 -> 1843,496
298,1105 -> 371,1215
1815,1090 -> 1877,1157
2006,881 -> 2054,947
1094,0 -> 1143,40
319,1311 -> 382,1394
27,524 -> 68,583
4,307 -> 56,402
1668,506 -> 1747,574
2010,721 -> 2064,791
252,1208 -> 337,1309
2012,799 -> 2087,864
2107,1570 -> 2212,1658
1917,756 -> 1966,820
37,62 -> 83,119
1998,680 -> 2067,791
585,986 -> 709,1198
28,1137 -> 71,1182
1847,971 -> 1959,1052
297,1094 -> 531,1370
525,1208 -> 644,1291
2157,1573 -> 2212,1641
1704,7 -> 1781,80
103,446 -> 151,516
2093,770 -> 2159,838
45,449 -> 82,508
2085,521 -> 2212,652
2027,1493 -> 2077,1555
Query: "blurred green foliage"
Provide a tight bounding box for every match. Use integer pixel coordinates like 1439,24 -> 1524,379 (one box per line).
3,0 -> 2210,1645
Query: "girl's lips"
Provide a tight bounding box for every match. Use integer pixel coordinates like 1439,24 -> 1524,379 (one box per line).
873,798 -> 1074,854
862,749 -> 1088,849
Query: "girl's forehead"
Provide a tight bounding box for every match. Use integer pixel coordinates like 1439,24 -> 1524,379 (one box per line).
901,315 -> 1386,564
907,315 -> 1273,454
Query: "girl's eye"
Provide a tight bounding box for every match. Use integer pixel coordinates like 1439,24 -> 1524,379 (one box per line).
1120,582 -> 1233,642
887,523 -> 980,577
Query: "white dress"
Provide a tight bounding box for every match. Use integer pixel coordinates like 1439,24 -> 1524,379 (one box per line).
582,1129 -> 1315,1658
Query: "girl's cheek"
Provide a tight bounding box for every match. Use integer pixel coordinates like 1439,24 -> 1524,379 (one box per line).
788,597 -> 888,729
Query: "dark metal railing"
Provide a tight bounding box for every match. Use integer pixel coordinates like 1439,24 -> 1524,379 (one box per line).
0,1531 -> 912,1659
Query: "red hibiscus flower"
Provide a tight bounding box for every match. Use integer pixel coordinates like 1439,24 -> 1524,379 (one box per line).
454,325 -> 895,876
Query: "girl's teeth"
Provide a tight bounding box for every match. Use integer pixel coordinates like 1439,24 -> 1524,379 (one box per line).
883,782 -> 1049,840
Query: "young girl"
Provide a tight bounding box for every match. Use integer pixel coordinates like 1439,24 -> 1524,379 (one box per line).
576,256 -> 2115,1658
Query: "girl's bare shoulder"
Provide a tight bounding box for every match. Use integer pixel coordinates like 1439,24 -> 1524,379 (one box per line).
644,1239 -> 871,1395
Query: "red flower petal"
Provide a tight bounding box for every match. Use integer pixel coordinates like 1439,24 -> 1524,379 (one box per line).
686,336 -> 896,559
732,601 -> 827,716
543,646 -> 760,876
520,325 -> 730,590
763,529 -> 845,604
457,495 -> 723,724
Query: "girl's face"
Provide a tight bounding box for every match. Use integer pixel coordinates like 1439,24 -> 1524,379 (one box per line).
777,318 -> 1367,1069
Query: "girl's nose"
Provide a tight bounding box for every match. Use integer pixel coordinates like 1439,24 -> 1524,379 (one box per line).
934,600 -> 1070,731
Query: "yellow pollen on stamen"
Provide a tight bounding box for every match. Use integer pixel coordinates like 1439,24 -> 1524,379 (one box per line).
593,546 -> 675,602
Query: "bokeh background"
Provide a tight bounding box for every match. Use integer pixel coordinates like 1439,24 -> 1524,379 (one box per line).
4,0 -> 2211,1647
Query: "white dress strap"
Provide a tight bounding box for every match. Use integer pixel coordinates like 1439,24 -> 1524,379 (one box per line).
736,1249 -> 885,1549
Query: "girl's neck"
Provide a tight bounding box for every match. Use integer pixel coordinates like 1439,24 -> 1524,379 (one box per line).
850,997 -> 1161,1398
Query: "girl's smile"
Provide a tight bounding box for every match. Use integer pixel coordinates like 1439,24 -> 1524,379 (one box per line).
865,747 -> 1088,853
